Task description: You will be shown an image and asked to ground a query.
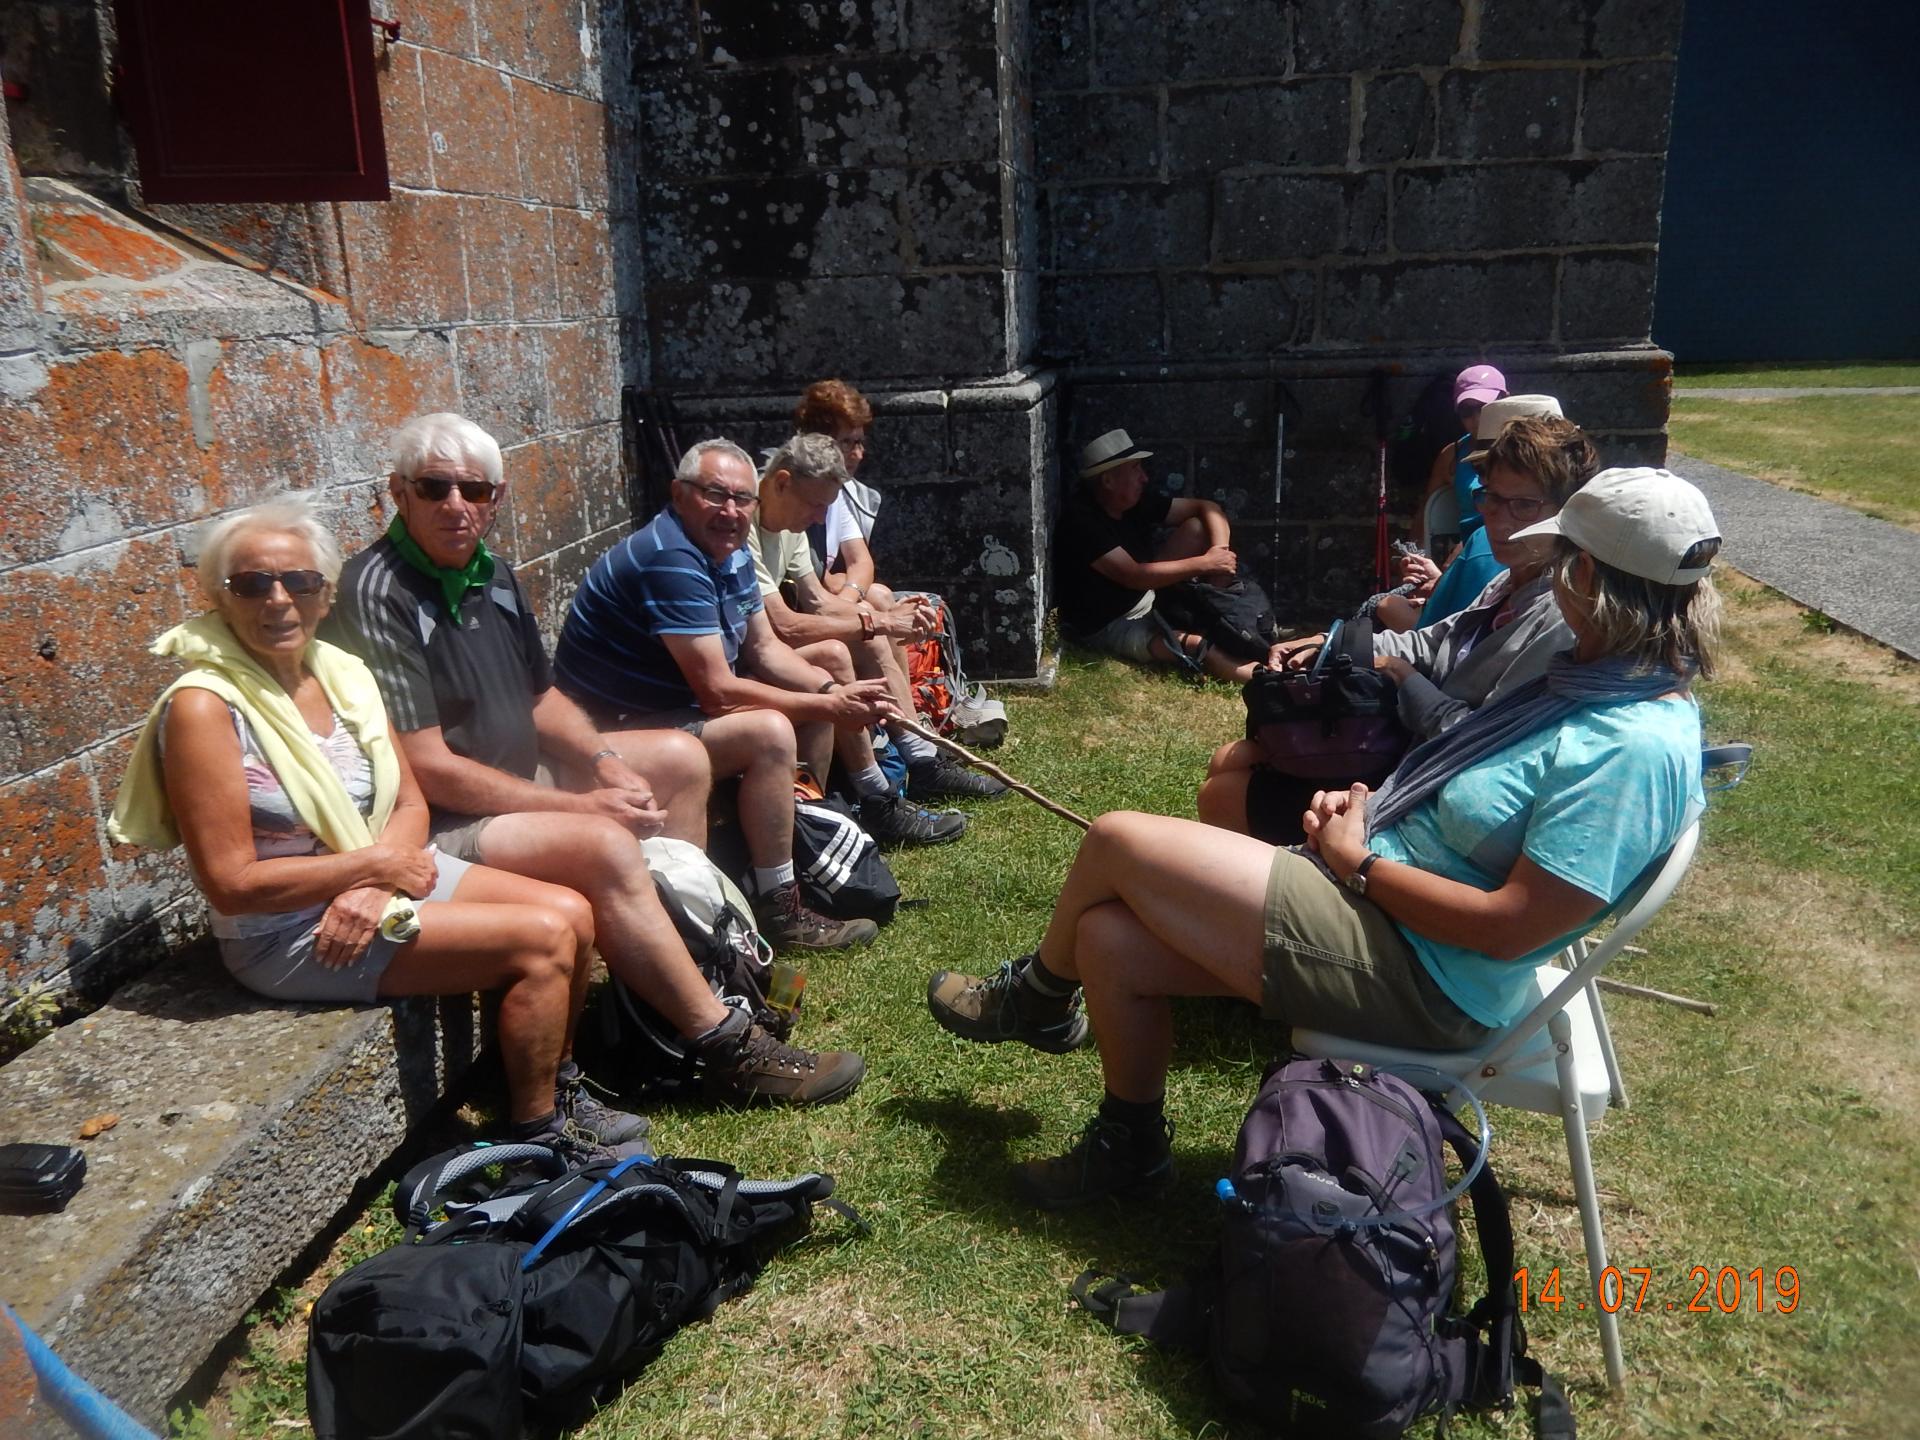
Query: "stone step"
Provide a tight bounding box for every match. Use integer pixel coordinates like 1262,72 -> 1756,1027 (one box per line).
0,945 -> 480,1429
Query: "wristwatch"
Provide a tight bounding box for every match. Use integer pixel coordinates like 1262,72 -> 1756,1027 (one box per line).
1344,852 -> 1382,896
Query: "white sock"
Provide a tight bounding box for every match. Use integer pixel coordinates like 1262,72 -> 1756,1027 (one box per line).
753,861 -> 797,893
893,730 -> 938,763
849,763 -> 891,797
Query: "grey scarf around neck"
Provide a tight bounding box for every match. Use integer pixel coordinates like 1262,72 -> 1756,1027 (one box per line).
1363,653 -> 1693,841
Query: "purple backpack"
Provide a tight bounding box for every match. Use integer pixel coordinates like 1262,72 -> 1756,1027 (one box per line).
1075,1056 -> 1574,1439
1243,618 -> 1408,782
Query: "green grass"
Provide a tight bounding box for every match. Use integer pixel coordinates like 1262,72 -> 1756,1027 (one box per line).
198,592 -> 1920,1439
1667,393 -> 1920,532
1673,362 -> 1920,389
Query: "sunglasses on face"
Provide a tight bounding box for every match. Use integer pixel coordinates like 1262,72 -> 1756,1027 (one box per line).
1473,490 -> 1550,524
409,475 -> 500,504
678,478 -> 759,513
224,569 -> 328,599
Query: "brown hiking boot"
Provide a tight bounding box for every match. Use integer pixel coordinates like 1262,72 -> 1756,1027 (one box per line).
926,956 -> 1090,1054
756,881 -> 879,953
692,1008 -> 866,1107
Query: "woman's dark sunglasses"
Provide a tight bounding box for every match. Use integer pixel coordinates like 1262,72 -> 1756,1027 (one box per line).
224,569 -> 328,599
409,475 -> 500,504
1473,490 -> 1550,523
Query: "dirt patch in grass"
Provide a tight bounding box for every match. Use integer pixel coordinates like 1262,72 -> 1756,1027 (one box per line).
1683,856 -> 1920,1125
1717,571 -> 1920,707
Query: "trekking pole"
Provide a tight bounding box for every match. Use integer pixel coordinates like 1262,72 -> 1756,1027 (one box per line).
892,717 -> 1093,831
1369,370 -> 1392,594
1592,975 -> 1716,1015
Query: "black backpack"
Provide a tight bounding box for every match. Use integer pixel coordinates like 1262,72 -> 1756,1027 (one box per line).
1074,1056 -> 1574,1440
308,1142 -> 861,1438
1152,561 -> 1283,663
1242,617 -> 1409,782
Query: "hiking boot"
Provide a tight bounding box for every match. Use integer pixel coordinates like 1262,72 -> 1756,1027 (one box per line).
859,790 -> 967,846
515,1114 -> 654,1169
692,1008 -> 866,1107
555,1061 -> 650,1147
755,881 -> 879,953
907,755 -> 1009,802
925,956 -> 1090,1053
1014,1113 -> 1175,1210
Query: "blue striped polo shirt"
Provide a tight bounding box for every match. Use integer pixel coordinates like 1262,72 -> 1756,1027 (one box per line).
553,506 -> 763,717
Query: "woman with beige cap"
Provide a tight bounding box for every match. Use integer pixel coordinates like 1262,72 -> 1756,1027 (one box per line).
926,468 -> 1721,1209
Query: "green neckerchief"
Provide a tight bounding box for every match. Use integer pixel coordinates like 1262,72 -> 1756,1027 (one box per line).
387,516 -> 495,623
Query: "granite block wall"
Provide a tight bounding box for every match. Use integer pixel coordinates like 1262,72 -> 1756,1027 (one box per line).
0,3 -> 637,1009
1034,0 -> 1682,614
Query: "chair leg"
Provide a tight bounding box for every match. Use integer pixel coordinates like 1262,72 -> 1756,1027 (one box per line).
1553,1012 -> 1626,1393
1586,981 -> 1631,1111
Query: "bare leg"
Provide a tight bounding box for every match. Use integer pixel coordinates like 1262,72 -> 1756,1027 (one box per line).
1146,630 -> 1258,684
1074,901 -> 1238,1102
476,812 -> 728,1040
695,709 -> 799,869
377,875 -> 589,1124
601,727 -> 713,846
1155,514 -> 1213,563
1197,739 -> 1261,833
1035,811 -> 1271,995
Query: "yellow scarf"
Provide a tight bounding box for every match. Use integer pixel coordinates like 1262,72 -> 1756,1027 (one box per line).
109,614 -> 418,936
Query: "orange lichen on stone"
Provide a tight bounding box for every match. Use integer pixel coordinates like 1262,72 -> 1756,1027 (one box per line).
33,206 -> 190,282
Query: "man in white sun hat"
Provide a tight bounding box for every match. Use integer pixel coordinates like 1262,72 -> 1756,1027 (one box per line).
1054,428 -> 1273,683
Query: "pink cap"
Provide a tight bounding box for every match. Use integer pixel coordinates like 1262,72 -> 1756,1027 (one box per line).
1453,364 -> 1508,410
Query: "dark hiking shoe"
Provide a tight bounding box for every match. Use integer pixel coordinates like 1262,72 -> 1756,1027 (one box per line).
859,790 -> 967,846
693,1009 -> 865,1107
925,956 -> 1090,1053
907,755 -> 1009,801
1014,1114 -> 1175,1210
515,1115 -> 654,1169
755,881 -> 879,952
555,1062 -> 650,1147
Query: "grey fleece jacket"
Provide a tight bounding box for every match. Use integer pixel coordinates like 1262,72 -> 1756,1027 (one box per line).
1373,569 -> 1572,739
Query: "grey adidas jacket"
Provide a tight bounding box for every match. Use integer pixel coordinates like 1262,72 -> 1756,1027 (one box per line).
1374,570 -> 1573,739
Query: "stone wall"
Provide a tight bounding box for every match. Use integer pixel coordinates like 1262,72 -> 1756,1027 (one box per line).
0,4 -> 635,1011
1033,0 -> 1681,613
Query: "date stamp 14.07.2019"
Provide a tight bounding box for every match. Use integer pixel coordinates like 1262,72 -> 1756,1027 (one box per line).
1515,1265 -> 1800,1315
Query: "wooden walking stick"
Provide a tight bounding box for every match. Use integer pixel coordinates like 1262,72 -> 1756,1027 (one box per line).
891,716 -> 1093,831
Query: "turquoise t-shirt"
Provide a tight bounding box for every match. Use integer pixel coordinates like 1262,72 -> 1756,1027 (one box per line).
1417,527 -> 1505,629
1370,694 -> 1704,1027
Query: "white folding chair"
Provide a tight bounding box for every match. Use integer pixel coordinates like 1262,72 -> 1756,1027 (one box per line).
1290,743 -> 1750,1393
1423,486 -> 1462,551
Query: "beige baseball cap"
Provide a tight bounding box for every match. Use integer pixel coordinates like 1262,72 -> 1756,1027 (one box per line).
1510,467 -> 1720,584
1464,394 -> 1564,462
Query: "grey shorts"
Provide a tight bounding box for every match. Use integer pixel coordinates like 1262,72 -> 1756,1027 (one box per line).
612,706 -> 709,736
1260,846 -> 1489,1051
428,762 -> 569,862
1083,598 -> 1167,665
217,849 -> 475,1004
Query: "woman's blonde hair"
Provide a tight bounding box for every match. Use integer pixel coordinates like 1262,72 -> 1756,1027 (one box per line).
195,493 -> 342,603
1551,537 -> 1722,678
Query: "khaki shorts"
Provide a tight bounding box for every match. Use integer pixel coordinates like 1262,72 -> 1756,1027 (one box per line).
1261,846 -> 1489,1051
1083,594 -> 1167,664
428,761 -> 563,862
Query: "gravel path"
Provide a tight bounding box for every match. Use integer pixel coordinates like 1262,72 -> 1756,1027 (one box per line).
1666,454 -> 1920,660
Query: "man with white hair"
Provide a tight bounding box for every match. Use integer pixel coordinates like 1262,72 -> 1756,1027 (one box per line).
326,414 -> 867,1111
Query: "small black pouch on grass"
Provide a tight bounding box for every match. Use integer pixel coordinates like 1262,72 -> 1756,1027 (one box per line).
1243,617 -> 1408,782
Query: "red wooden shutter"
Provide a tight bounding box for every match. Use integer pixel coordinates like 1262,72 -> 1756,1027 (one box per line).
113,0 -> 390,203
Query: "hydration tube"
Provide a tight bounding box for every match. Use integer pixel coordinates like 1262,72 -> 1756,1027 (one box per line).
1215,1066 -> 1492,1231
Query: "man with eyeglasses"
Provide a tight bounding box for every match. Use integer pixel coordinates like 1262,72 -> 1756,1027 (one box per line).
555,437 -> 969,863
326,414 -> 869,1108
747,433 -> 1005,807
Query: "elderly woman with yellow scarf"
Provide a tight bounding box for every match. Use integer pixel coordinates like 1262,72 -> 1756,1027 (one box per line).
112,495 -> 646,1161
